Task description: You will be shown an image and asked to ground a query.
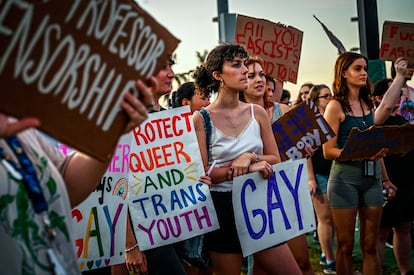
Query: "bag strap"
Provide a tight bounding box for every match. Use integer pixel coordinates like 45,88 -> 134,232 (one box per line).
199,108 -> 213,165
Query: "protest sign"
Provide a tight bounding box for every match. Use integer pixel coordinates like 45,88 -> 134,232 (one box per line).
272,100 -> 335,161
235,14 -> 303,84
380,21 -> 414,65
66,135 -> 130,271
337,124 -> 414,161
0,0 -> 180,162
232,158 -> 315,257
127,106 -> 219,250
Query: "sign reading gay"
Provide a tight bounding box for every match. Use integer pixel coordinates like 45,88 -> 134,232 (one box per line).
127,106 -> 219,250
233,158 -> 315,256
235,14 -> 303,84
68,135 -> 131,271
0,0 -> 180,162
273,100 -> 335,161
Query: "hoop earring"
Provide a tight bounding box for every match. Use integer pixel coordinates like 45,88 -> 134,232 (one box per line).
220,80 -> 224,88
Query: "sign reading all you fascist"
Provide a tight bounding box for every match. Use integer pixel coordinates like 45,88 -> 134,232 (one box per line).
0,0 -> 180,161
235,14 -> 303,84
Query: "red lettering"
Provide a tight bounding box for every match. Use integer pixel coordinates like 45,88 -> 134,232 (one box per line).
174,141 -> 191,163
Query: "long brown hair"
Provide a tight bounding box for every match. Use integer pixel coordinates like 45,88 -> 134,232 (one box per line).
332,52 -> 374,112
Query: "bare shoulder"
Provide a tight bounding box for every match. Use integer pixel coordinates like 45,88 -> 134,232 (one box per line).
325,99 -> 345,121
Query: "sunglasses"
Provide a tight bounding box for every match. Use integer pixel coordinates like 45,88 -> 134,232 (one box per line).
317,94 -> 331,99
301,91 -> 309,95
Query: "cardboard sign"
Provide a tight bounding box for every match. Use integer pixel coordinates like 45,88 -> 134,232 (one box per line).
127,107 -> 219,250
272,100 -> 335,161
232,158 -> 315,257
380,21 -> 414,65
0,0 -> 180,161
235,14 -> 303,84
338,124 -> 414,161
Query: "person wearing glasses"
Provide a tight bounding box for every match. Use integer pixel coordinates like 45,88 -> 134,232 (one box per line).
307,84 -> 336,274
293,82 -> 314,106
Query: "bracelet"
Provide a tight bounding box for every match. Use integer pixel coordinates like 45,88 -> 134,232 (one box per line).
252,152 -> 259,163
125,243 -> 139,253
382,178 -> 390,183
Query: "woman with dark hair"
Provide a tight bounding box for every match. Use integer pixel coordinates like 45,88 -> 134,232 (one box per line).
192,44 -> 301,275
322,53 -> 407,274
307,84 -> 336,274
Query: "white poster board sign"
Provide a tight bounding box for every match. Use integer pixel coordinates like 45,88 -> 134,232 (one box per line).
233,158 -> 315,256
128,106 -> 219,250
70,134 -> 130,271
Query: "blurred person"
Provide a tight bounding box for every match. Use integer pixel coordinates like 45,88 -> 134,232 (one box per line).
112,58 -> 188,275
280,89 -> 291,106
241,55 -> 313,275
391,60 -> 414,123
373,77 -> 414,275
293,82 -> 313,106
193,44 -> 301,275
307,84 -> 336,274
322,53 -> 407,275
173,81 -> 210,112
0,79 -> 155,274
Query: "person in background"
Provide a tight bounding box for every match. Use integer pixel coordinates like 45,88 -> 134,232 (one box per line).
293,82 -> 314,106
240,55 -> 312,275
170,81 -> 211,275
172,81 -> 210,112
307,84 -> 336,274
112,58 -> 187,275
192,44 -> 301,275
322,53 -> 407,275
280,89 -> 291,106
391,60 -> 414,123
373,77 -> 414,275
0,79 -> 155,274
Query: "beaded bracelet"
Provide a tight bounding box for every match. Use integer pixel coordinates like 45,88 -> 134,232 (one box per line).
125,243 -> 139,253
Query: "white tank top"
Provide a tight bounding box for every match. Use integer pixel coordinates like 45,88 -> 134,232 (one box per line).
209,104 -> 264,192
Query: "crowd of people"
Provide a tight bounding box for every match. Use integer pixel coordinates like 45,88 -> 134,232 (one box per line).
1,28 -> 413,275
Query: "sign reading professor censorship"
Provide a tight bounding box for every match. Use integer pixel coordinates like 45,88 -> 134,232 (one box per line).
0,0 -> 180,161
235,14 -> 303,84
127,107 -> 219,250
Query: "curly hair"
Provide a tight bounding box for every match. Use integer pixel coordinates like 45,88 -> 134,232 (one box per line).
193,43 -> 248,97
332,52 -> 374,112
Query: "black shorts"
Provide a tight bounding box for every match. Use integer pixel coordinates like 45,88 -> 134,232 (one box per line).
204,191 -> 242,253
381,182 -> 414,228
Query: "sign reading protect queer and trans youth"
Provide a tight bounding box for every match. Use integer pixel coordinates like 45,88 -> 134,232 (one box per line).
128,106 -> 219,250
233,158 -> 315,256
66,135 -> 130,271
273,100 -> 335,161
380,21 -> 414,65
338,124 -> 414,161
235,14 -> 303,84
0,0 -> 180,162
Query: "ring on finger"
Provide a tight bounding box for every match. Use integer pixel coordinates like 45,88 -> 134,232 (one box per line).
146,102 -> 155,111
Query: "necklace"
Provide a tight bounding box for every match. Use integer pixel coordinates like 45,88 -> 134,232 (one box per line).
350,99 -> 368,130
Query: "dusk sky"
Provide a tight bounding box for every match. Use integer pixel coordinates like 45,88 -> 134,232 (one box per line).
137,0 -> 413,96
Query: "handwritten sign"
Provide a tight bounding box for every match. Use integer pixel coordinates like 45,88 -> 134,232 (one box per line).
235,14 -> 303,84
127,106 -> 219,250
338,124 -> 414,161
380,21 -> 414,65
273,100 -> 335,161
67,135 -> 130,271
232,158 -> 315,256
0,0 -> 180,161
